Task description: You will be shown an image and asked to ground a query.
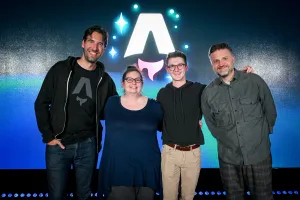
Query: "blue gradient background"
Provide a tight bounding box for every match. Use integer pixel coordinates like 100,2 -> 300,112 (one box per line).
0,0 -> 300,169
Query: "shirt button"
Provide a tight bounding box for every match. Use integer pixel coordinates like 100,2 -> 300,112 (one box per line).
236,121 -> 239,124
235,110 -> 237,112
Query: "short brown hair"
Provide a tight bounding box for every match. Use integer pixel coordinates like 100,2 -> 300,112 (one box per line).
166,50 -> 187,65
208,43 -> 233,56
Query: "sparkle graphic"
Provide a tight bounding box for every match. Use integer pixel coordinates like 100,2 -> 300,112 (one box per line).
115,13 -> 128,34
109,47 -> 117,58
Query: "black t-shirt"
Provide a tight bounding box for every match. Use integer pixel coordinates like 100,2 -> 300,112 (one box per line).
59,63 -> 99,145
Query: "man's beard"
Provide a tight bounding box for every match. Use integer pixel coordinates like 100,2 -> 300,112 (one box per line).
84,50 -> 100,63
217,66 -> 233,78
218,71 -> 229,78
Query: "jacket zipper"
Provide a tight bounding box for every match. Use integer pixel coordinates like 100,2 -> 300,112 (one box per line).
55,70 -> 73,139
95,76 -> 103,152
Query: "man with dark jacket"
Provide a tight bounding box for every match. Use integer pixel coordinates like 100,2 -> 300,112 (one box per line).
157,51 -> 206,200
201,43 -> 277,199
34,25 -> 117,200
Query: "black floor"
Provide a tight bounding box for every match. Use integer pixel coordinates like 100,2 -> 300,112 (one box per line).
0,169 -> 299,199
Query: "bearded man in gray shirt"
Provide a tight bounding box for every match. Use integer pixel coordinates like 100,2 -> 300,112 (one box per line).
201,43 -> 277,200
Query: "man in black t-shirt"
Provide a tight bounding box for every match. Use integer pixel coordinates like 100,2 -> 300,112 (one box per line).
34,25 -> 117,200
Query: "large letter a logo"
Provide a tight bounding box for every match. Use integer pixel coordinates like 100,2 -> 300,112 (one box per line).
124,14 -> 175,57
124,14 -> 175,81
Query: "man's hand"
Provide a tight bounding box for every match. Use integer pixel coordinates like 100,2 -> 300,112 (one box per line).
199,120 -> 203,128
242,66 -> 254,73
47,139 -> 65,149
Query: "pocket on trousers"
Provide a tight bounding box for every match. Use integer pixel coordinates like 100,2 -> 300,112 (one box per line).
46,144 -> 59,149
46,144 -> 63,154
161,145 -> 175,160
192,147 -> 201,158
162,145 -> 173,154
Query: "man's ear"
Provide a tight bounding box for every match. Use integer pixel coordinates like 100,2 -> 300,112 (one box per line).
81,40 -> 85,48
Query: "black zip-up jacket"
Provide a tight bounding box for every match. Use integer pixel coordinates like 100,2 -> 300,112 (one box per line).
34,56 -> 117,152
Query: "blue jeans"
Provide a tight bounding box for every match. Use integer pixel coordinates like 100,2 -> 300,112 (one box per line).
46,137 -> 97,200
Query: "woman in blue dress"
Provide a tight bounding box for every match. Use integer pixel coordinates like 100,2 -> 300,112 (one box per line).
97,66 -> 163,200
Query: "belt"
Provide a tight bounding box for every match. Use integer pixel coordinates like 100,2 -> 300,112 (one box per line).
166,144 -> 200,151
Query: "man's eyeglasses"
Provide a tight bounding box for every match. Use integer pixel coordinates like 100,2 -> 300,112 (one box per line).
167,63 -> 186,71
124,77 -> 143,83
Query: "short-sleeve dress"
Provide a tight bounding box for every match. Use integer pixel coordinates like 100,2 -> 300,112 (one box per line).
97,95 -> 163,199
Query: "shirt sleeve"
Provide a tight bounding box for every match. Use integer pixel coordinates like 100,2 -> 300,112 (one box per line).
255,75 -> 277,133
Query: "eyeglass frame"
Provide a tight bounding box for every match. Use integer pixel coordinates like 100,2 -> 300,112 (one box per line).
167,63 -> 186,71
124,77 -> 143,83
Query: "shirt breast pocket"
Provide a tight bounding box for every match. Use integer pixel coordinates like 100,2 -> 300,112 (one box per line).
239,97 -> 262,122
212,101 -> 232,127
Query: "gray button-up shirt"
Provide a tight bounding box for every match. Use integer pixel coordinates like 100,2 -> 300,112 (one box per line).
201,69 -> 277,165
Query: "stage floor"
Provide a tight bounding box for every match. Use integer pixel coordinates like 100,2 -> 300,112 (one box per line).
0,169 -> 299,199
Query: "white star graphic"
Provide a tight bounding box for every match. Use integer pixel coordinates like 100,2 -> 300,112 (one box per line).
115,13 -> 128,34
109,47 -> 117,58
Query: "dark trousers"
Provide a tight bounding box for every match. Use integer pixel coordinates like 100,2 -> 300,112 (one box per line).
46,137 -> 97,200
107,186 -> 155,200
219,155 -> 273,200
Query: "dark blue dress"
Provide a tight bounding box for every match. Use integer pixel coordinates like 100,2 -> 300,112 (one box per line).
97,95 -> 163,199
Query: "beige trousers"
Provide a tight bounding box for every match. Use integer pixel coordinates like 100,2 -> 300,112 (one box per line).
161,144 -> 201,200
